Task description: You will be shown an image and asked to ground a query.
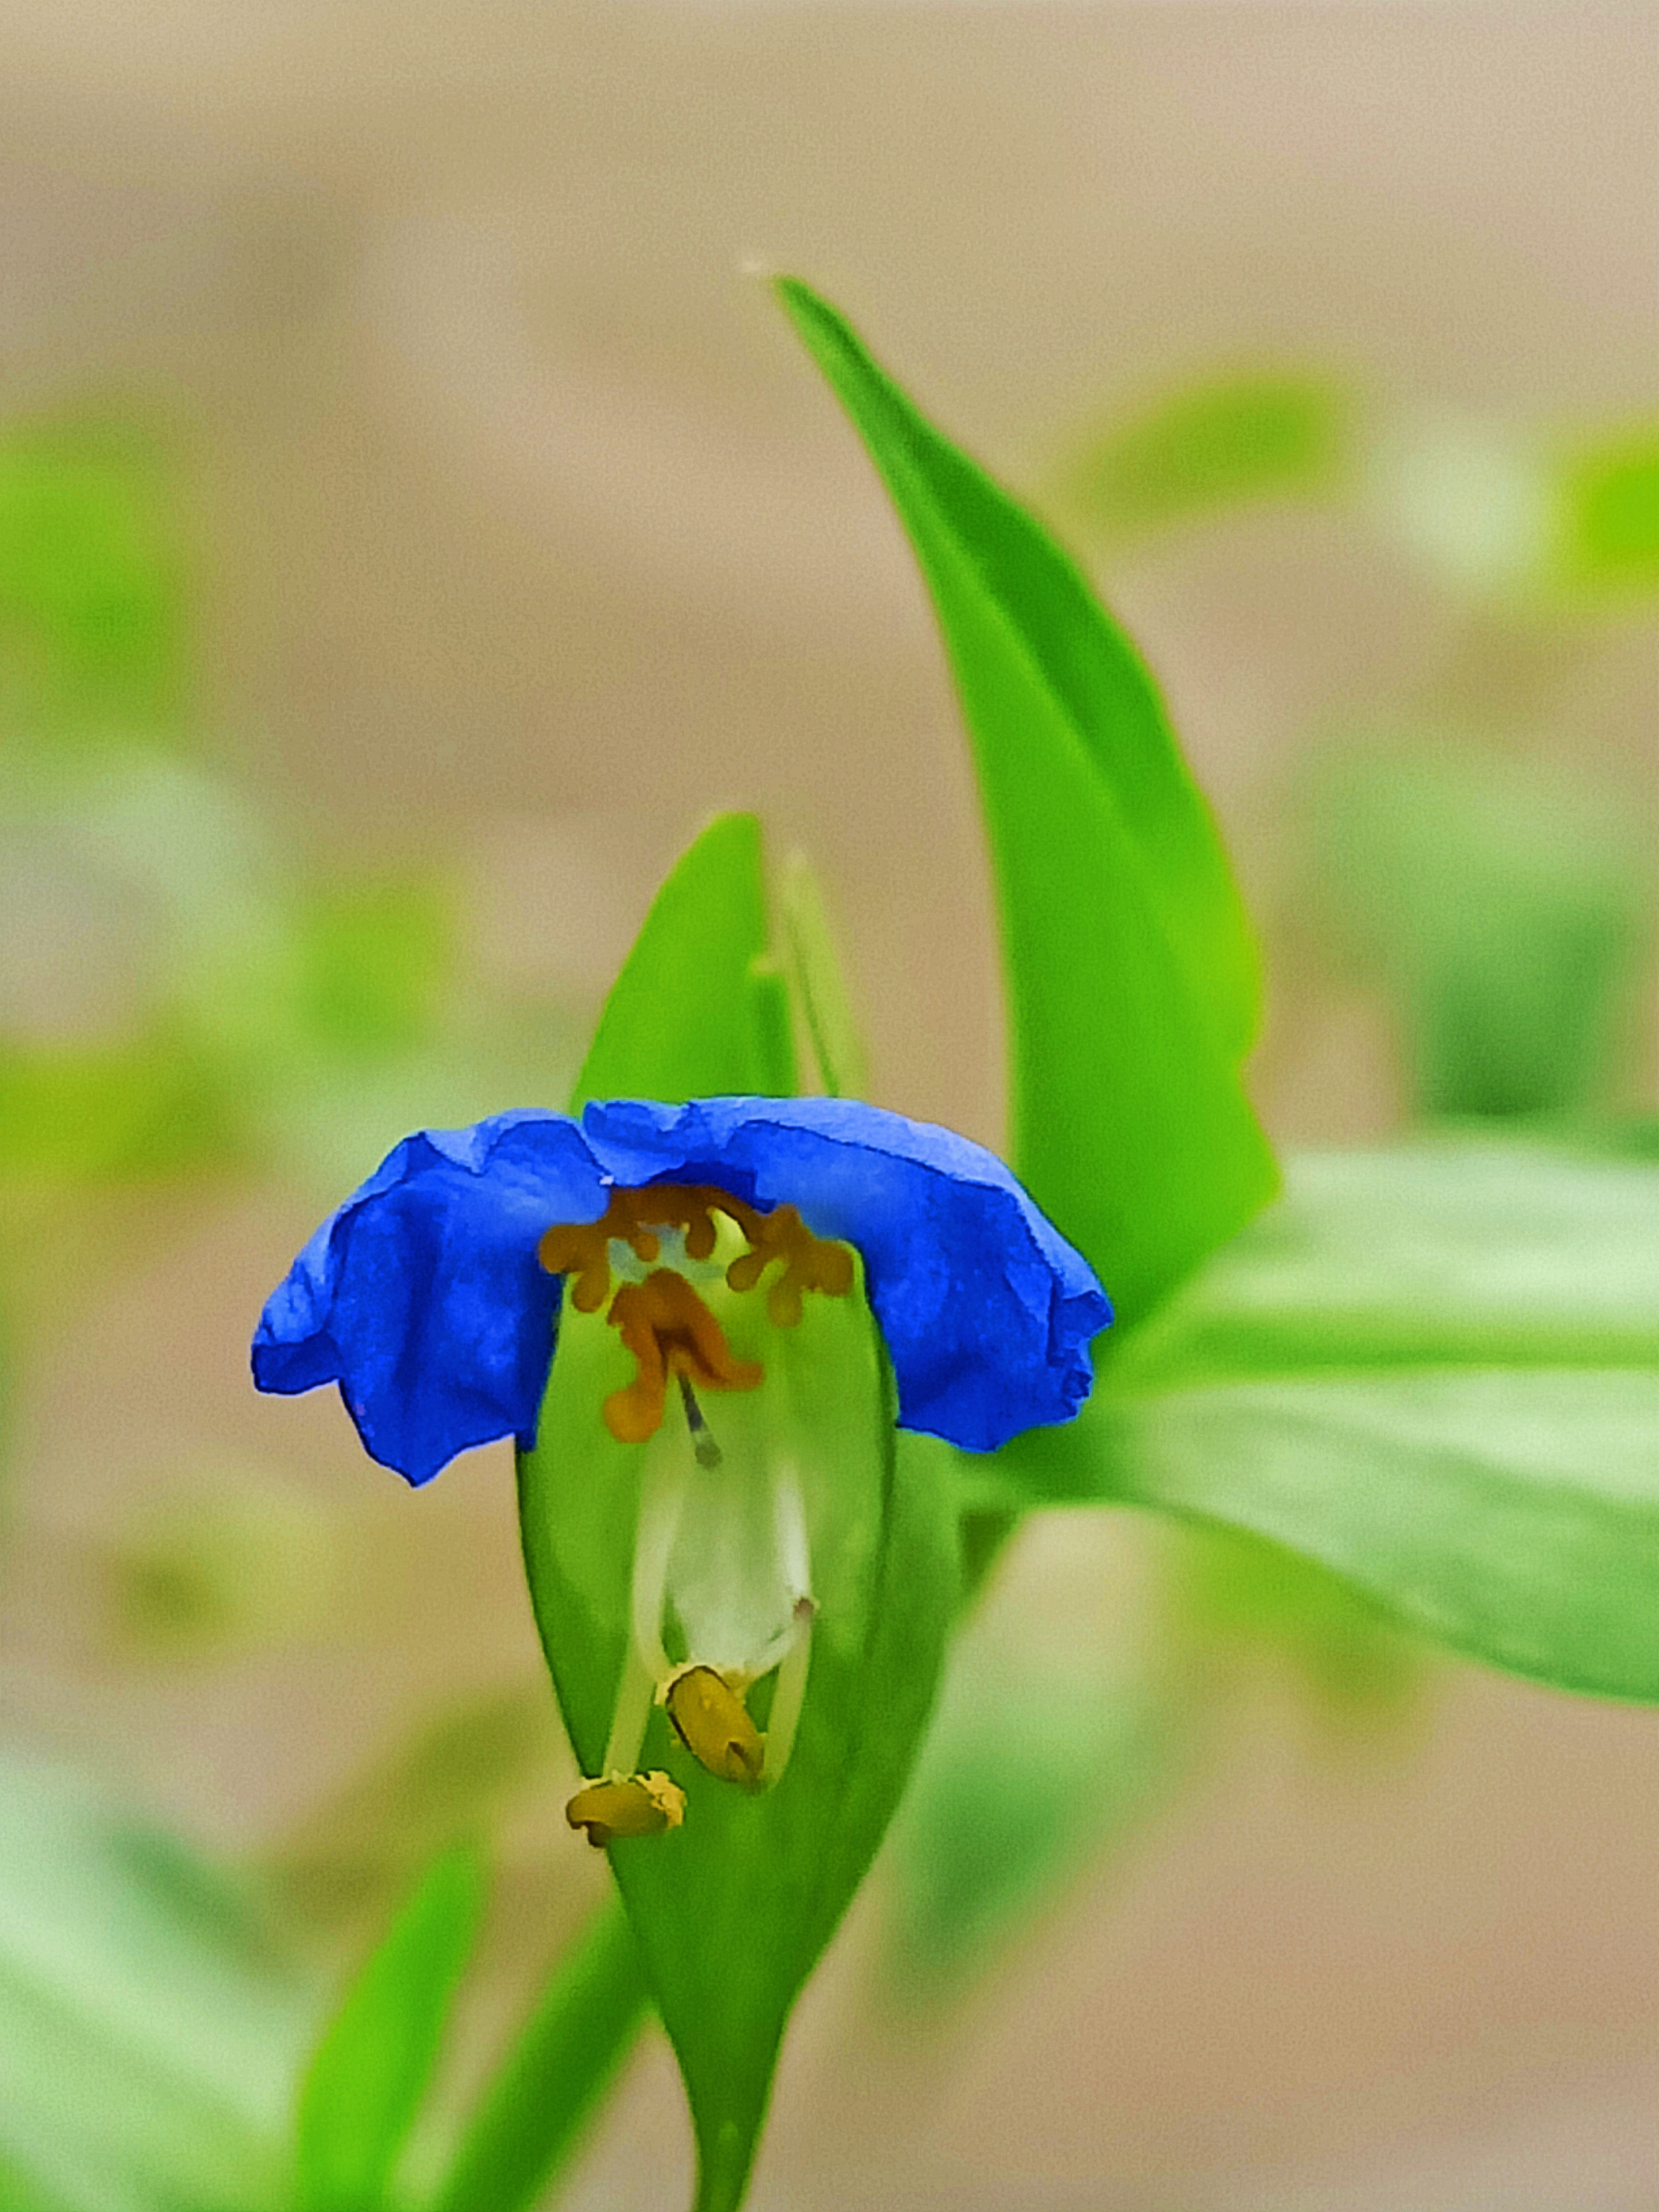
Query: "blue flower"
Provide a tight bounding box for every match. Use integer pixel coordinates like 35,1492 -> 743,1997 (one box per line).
253,1095 -> 1111,1485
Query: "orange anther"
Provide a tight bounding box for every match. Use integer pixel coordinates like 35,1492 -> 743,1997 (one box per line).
725,1202 -> 855,1327
604,1270 -> 763,1445
539,1184 -> 855,1439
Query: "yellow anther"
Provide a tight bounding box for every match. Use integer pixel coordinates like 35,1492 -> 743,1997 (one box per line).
604,1270 -> 763,1445
565,1770 -> 686,1847
665,1664 -> 766,1789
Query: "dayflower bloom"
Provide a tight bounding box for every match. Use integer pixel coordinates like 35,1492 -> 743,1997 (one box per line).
254,1095 -> 1110,1826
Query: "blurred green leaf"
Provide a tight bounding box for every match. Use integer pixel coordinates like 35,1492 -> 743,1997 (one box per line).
984,1371 -> 1659,1703
293,878 -> 452,1060
427,1897 -> 650,2212
1103,1369 -> 1659,1702
0,1032 -> 234,1183
1303,740 -> 1647,1118
1558,427 -> 1659,592
0,1760 -> 316,2212
777,280 -> 1275,1325
777,851 -> 867,1098
296,1846 -> 485,2212
571,812 -> 795,1110
270,1689 -> 557,1933
1068,371 -> 1349,536
0,427 -> 182,724
887,1519 -> 1187,2002
1171,1524 -> 1427,1731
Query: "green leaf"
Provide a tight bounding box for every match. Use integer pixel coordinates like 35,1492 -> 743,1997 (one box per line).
1113,1139 -> 1659,1394
296,1846 -> 485,2212
1104,1369 -> 1659,1702
0,1760 -> 316,2212
777,851 -> 867,1099
571,813 -> 795,1110
979,1141 -> 1659,1703
518,1280 -> 957,2212
1068,370 -> 1350,537
426,1897 -> 650,2212
776,280 -> 1275,1323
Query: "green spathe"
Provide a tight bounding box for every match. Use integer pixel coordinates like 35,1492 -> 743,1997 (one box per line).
517,1255 -> 956,2212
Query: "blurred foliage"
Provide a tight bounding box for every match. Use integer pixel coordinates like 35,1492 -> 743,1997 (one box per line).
101,1471 -> 335,1664
1300,737 -> 1651,1120
1170,1524 -> 1426,1737
0,1758 -> 318,2212
886,1515 -> 1190,2005
1066,371 -> 1351,537
1556,426 -> 1659,594
0,419 -> 184,728
296,1846 -> 484,2212
268,1689 -> 561,1933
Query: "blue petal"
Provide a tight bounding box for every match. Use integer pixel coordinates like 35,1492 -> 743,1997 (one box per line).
252,1112 -> 608,1485
582,1097 -> 1111,1454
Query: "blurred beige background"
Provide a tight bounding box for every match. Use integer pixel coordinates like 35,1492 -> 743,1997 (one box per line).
2,4 -> 1658,2207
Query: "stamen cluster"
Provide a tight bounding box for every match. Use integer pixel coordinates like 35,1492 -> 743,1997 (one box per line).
538,1184 -> 854,1445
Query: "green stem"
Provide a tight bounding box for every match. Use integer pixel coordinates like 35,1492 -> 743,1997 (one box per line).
425,1896 -> 650,2212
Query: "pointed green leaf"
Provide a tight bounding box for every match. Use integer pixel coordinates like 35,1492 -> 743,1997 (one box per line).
296,1846 -> 485,2212
776,280 -> 1275,1323
518,1279 -> 957,2212
777,851 -> 868,1099
572,813 -> 796,1110
427,1897 -> 650,2212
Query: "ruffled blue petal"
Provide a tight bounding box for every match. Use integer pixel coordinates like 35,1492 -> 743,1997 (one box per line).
252,1112 -> 610,1485
582,1097 -> 1111,1454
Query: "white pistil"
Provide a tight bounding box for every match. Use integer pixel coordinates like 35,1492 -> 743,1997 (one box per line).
605,1363 -> 819,1791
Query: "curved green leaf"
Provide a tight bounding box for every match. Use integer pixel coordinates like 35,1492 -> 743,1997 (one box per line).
777,850 -> 867,1099
776,280 -> 1275,1323
296,1846 -> 485,2212
571,812 -> 795,1110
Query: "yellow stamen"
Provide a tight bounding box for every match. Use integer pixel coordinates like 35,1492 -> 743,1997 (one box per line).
665,1664 -> 766,1788
565,1770 -> 686,1848
604,1270 -> 763,1445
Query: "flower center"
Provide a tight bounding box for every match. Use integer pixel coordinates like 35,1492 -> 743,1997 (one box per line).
538,1184 -> 854,1446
